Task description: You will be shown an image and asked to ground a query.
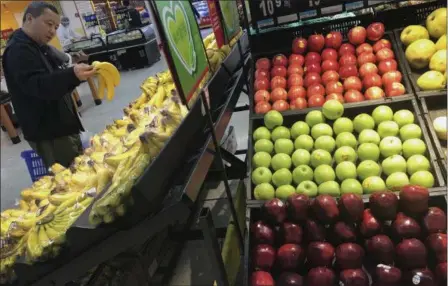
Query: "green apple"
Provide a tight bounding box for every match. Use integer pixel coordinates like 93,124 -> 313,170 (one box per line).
252,167 -> 272,185
264,110 -> 283,129
358,129 -> 381,145
362,176 -> 386,194
334,146 -> 357,164
254,183 -> 275,200
357,160 -> 381,180
341,179 -> 363,195
336,161 -> 357,181
294,134 -> 314,151
253,151 -> 271,168
296,181 -> 318,197
393,109 -> 414,127
253,126 -> 271,141
276,185 -> 296,200
254,139 -> 274,153
271,153 -> 292,170
310,149 -> 333,167
318,181 -> 341,196
402,138 -> 427,158
410,170 -> 435,188
292,149 -> 311,167
311,123 -> 333,139
314,136 -> 336,153
272,126 -> 291,141
379,136 -> 403,157
290,121 -> 310,139
322,99 -> 344,120
272,168 -> 293,187
377,121 -> 399,138
333,117 -> 354,135
305,110 -> 326,127
386,172 -> 410,190
353,113 -> 375,133
358,143 -> 380,161
314,164 -> 336,184
407,154 -> 431,175
336,132 -> 358,149
372,105 -> 394,125
399,123 -> 422,141
292,165 -> 314,184
382,155 -> 407,176
275,138 -> 294,155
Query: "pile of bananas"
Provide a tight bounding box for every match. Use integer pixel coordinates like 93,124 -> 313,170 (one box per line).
204,28 -> 244,72
93,61 -> 121,101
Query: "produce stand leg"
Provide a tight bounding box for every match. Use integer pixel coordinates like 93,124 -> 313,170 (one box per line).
87,77 -> 102,105
72,90 -> 82,107
0,104 -> 20,144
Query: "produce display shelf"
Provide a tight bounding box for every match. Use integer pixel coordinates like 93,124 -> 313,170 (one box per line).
243,191 -> 448,286
420,94 -> 448,179
246,98 -> 446,204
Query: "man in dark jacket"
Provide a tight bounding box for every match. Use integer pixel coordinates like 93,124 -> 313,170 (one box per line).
2,2 -> 96,168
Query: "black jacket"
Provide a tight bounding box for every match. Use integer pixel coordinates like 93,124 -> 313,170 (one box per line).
2,29 -> 83,141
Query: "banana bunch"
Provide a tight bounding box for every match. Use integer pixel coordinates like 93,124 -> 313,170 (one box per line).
93,61 -> 120,101
229,27 -> 244,48
0,235 -> 27,284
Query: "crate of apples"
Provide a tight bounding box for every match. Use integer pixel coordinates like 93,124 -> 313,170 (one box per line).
254,22 -> 410,114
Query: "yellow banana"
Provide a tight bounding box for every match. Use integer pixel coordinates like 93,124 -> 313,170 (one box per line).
37,226 -> 51,249
21,189 -> 50,201
104,141 -> 142,167
38,199 -> 49,208
18,200 -> 29,211
96,73 -> 106,100
26,228 -> 42,261
49,163 -> 66,174
43,225 -> 66,245
93,61 -> 120,86
48,192 -> 78,206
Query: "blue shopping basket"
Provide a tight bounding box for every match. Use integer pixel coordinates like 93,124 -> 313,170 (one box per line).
21,150 -> 48,182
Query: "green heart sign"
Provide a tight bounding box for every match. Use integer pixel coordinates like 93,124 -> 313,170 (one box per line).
162,2 -> 196,75
219,0 -> 239,39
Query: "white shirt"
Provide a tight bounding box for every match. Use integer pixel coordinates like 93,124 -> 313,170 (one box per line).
57,25 -> 80,48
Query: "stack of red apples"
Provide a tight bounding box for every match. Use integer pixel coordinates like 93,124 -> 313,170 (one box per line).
254,23 -> 407,114
250,185 -> 447,286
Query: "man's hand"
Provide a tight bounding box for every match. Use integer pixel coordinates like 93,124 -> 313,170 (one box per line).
71,51 -> 89,63
74,64 -> 96,81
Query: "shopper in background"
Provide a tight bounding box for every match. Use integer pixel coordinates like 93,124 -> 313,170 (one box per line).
2,1 -> 96,168
57,16 -> 81,49
123,0 -> 143,28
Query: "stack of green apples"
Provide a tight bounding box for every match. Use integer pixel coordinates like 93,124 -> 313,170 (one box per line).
251,100 -> 435,200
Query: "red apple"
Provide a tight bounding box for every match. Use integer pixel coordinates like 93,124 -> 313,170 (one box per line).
280,222 -> 303,244
254,78 -> 269,91
374,265 -> 402,285
307,242 -> 335,267
426,233 -> 447,263
305,52 -> 322,64
306,218 -> 326,242
360,209 -> 383,238
366,234 -> 395,264
322,70 -> 339,85
357,52 -> 377,66
376,48 -> 395,62
344,89 -> 364,102
369,191 -> 398,221
400,185 -> 429,217
304,72 -> 322,88
254,90 -> 270,103
365,86 -> 385,100
255,101 -> 271,114
255,69 -> 270,80
292,37 -> 307,54
271,66 -> 287,78
336,243 -> 365,269
286,194 -> 310,222
373,39 -> 392,53
273,100 -> 289,111
359,63 -> 379,78
333,221 -> 357,243
252,244 -> 276,271
251,220 -> 274,244
288,64 -> 304,76
392,212 -> 422,239
308,95 -> 325,107
325,81 -> 344,94
378,59 -> 398,75
339,43 -> 356,56
385,82 -> 405,97
291,97 -> 307,110
256,58 -> 270,70
321,48 -> 338,61
339,193 -> 364,222
307,83 -> 326,98
289,54 -> 305,66
348,26 -> 367,45
325,31 -> 343,49
288,74 -> 304,88
271,76 -> 287,89
271,87 -> 288,101
312,195 -> 339,224
277,244 -> 305,271
339,65 -> 358,80
339,54 -> 357,67
435,262 -> 447,285
339,269 -> 369,286
356,43 -> 373,56
308,34 -> 325,52
321,60 -> 339,72
304,63 -> 321,74
288,86 -> 306,101
422,207 -> 447,234
382,70 -> 402,86
326,93 -> 344,103
272,54 -> 288,67
367,22 -> 385,41
396,238 -> 428,270
307,267 -> 336,286
344,76 -> 363,91
277,273 -> 304,286
251,271 -> 274,286
363,73 -> 382,89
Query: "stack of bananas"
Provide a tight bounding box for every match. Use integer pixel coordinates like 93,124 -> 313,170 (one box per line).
204,27 -> 244,72
93,61 -> 121,101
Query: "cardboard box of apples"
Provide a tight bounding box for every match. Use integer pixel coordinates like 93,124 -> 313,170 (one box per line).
252,22 -> 413,115
246,189 -> 447,286
249,99 -> 445,201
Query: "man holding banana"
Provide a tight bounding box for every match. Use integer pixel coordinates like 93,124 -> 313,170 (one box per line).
2,2 -> 96,168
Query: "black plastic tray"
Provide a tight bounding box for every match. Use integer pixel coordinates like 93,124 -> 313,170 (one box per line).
243,192 -> 448,286
246,98 -> 445,203
249,31 -> 414,118
420,94 -> 447,179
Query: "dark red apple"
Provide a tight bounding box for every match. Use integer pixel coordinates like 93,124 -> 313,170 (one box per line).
312,195 -> 339,224
277,244 -> 305,271
356,43 -> 373,56
403,268 -> 436,286
339,65 -> 358,80
339,43 -> 356,56
251,220 -> 275,245
304,72 -> 321,88
304,63 -> 321,74
277,272 -> 304,286
271,76 -> 287,89
280,222 -> 303,244
392,212 -> 422,239
344,76 -> 363,91
366,234 -> 395,264
271,87 -> 288,101
262,198 -> 286,224
376,48 -> 395,62
426,233 -> 447,263
382,70 -> 402,86
348,26 -> 367,45
322,70 -> 340,85
378,59 -> 398,75
422,207 -> 447,234
325,93 -> 344,103
333,221 -> 357,244
373,39 -> 392,53
321,48 -> 338,61
288,86 -> 306,101
255,69 -> 270,80
254,78 -> 270,91
374,264 -> 402,285
307,267 -> 335,286
325,81 -> 344,95
251,271 -> 274,286
288,74 -> 304,88
290,97 -> 307,110
305,52 -> 321,64
336,243 -> 365,269
255,101 -> 272,114
339,269 -> 369,286
400,185 -> 429,217
396,238 -> 427,270
292,37 -> 307,54
385,82 -> 405,97
289,54 -> 305,66
369,191 -> 398,221
435,262 -> 447,285
321,60 -> 339,72
273,54 -> 288,67
286,194 -> 309,221
273,100 -> 289,112
367,22 -> 385,41
308,34 -> 325,52
256,58 -> 270,70
308,95 -> 325,107
288,64 -> 304,76
307,242 -> 335,267
253,244 -> 276,271
339,53 -> 357,67
307,83 -> 325,98
255,90 -> 270,103
344,89 -> 365,102
305,218 -> 326,242
271,66 -> 287,78
360,209 -> 383,238
357,52 -> 377,66
363,73 -> 382,89
325,31 -> 343,49
365,86 -> 385,100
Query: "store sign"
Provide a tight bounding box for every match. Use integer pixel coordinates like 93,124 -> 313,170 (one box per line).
207,0 -> 225,47
219,0 -> 240,42
151,1 -> 209,103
